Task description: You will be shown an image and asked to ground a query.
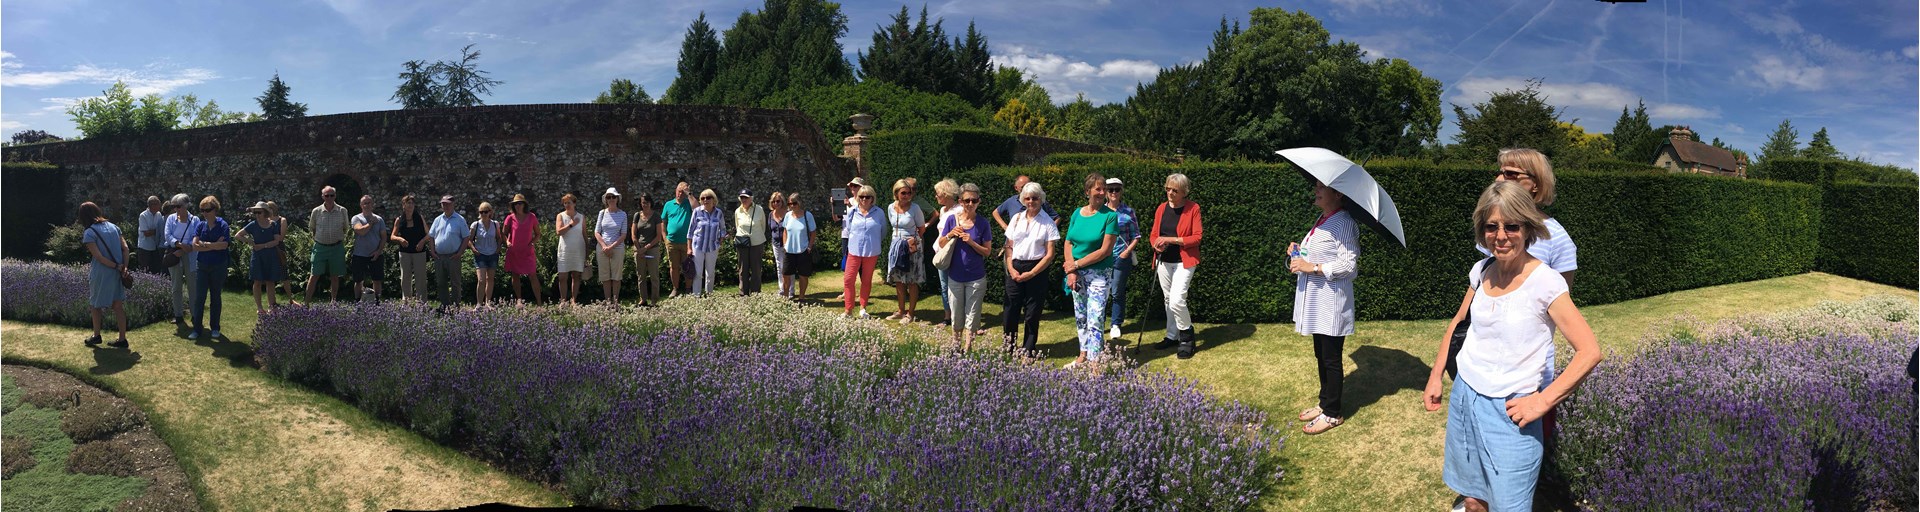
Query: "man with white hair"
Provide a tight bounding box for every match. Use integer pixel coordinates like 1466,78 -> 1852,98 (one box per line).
306,185 -> 352,303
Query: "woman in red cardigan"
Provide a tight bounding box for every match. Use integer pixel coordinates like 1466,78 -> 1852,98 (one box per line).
1150,173 -> 1203,359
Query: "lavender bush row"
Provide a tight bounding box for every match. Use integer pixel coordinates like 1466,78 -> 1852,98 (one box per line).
253,295 -> 1285,510
1557,296 -> 1918,511
1,259 -> 172,329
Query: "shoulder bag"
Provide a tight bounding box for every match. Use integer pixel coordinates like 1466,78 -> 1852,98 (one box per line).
90,224 -> 134,289
1444,257 -> 1496,380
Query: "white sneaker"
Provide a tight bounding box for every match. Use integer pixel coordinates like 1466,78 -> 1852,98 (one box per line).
857,308 -> 872,320
187,331 -> 198,340
1109,325 -> 1122,340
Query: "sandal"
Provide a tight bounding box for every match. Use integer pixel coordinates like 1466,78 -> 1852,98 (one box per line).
1298,407 -> 1323,422
1303,414 -> 1344,435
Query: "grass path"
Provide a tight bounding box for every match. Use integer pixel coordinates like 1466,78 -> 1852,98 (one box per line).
1,273 -> 1907,510
0,290 -> 566,512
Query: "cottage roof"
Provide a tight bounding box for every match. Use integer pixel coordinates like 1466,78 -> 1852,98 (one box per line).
1658,138 -> 1743,172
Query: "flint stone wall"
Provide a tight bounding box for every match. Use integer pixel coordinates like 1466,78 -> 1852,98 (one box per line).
2,104 -> 854,224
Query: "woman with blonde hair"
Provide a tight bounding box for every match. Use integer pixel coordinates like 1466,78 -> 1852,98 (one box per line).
554,193 -> 587,304
1424,181 -> 1603,512
841,184 -> 888,318
884,179 -> 927,324
1062,173 -> 1119,368
688,188 -> 727,296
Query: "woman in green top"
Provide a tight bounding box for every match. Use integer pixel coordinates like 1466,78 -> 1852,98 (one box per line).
1063,173 -> 1119,369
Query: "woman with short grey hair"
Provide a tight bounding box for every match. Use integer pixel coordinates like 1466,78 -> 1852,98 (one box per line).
164,193 -> 199,325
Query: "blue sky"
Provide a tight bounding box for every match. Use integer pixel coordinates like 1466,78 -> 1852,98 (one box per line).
3,0 -> 1915,167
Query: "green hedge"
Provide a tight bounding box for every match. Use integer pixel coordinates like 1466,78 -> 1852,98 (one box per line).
867,127 -> 1016,194
1819,183 -> 1918,288
3,162 -> 67,261
1756,157 -> 1832,185
1041,153 -> 1149,167
1577,159 -> 1667,174
881,159 -> 1824,324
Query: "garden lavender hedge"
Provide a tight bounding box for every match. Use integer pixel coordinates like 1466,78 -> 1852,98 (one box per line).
1,259 -> 172,329
253,295 -> 1285,510
1556,296 -> 1918,510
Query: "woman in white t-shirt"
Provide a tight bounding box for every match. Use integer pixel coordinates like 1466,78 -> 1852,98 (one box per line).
1423,181 -> 1603,512
1000,181 -> 1059,357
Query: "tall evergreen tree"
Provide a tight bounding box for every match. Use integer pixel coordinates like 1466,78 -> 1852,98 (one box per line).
435,44 -> 503,107
951,22 -> 994,107
701,0 -> 854,106
1451,79 -> 1566,161
392,60 -> 441,109
1608,100 -> 1658,163
256,72 -> 308,120
1757,119 -> 1801,165
1802,127 -> 1840,160
663,12 -> 722,104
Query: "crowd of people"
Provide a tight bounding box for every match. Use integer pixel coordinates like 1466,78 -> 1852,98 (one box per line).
77,148 -> 1599,511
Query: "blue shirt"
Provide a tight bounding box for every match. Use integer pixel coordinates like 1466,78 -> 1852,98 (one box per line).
470,219 -> 500,255
781,211 -> 817,254
429,212 -> 469,255
1110,203 -> 1138,264
193,217 -> 231,266
81,221 -> 126,271
844,205 -> 888,258
596,209 -> 629,248
243,221 -> 281,260
689,207 -> 726,254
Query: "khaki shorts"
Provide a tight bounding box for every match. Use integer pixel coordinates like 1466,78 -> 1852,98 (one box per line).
596,245 -> 626,282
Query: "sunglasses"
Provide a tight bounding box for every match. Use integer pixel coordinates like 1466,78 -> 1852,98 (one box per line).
961,198 -> 981,204
858,195 -> 875,200
1494,169 -> 1533,180
479,210 -> 493,214
1482,222 -> 1524,234
897,190 -> 914,195
200,208 -> 214,213
323,194 -> 336,198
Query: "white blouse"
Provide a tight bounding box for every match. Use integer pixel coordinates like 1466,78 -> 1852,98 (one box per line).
1457,260 -> 1569,397
1003,210 -> 1059,261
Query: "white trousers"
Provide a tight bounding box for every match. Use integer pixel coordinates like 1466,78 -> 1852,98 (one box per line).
691,250 -> 720,295
1156,261 -> 1195,337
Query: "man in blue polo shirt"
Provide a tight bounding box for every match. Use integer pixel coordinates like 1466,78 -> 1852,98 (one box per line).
428,195 -> 470,308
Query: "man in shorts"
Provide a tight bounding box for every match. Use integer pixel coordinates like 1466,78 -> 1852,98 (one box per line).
349,195 -> 387,301
306,186 -> 353,303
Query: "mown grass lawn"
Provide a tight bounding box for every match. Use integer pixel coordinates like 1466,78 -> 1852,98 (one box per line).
2,272 -> 1909,511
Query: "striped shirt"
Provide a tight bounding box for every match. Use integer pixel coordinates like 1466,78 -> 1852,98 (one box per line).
689,207 -> 726,254
1293,210 -> 1360,337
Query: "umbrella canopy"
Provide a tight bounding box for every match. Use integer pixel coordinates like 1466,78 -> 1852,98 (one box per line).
1276,147 -> 1407,248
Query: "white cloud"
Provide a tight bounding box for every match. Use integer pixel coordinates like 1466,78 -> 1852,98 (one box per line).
436,30 -> 538,45
0,57 -> 218,97
989,45 -> 1160,103
1450,77 -> 1719,121
1,119 -> 25,132
0,51 -> 19,70
1746,54 -> 1826,91
1903,46 -> 1917,59
592,35 -> 683,74
1721,124 -> 1745,135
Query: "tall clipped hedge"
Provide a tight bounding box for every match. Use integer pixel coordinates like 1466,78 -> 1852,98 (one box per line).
3,161 -> 67,260
867,127 -> 1016,193
1819,183 -> 1918,288
883,158 -> 1824,324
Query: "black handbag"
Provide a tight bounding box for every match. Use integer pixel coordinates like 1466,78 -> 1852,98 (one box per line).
1444,257 -> 1495,380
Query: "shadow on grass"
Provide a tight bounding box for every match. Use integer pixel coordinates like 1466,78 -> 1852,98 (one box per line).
1343,345 -> 1429,418
193,335 -> 258,369
1123,322 -> 1258,364
87,347 -> 141,375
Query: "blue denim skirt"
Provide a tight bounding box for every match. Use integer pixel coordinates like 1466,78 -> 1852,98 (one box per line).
1442,377 -> 1544,512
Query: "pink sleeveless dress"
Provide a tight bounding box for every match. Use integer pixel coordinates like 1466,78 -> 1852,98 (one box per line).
503,212 -> 539,275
